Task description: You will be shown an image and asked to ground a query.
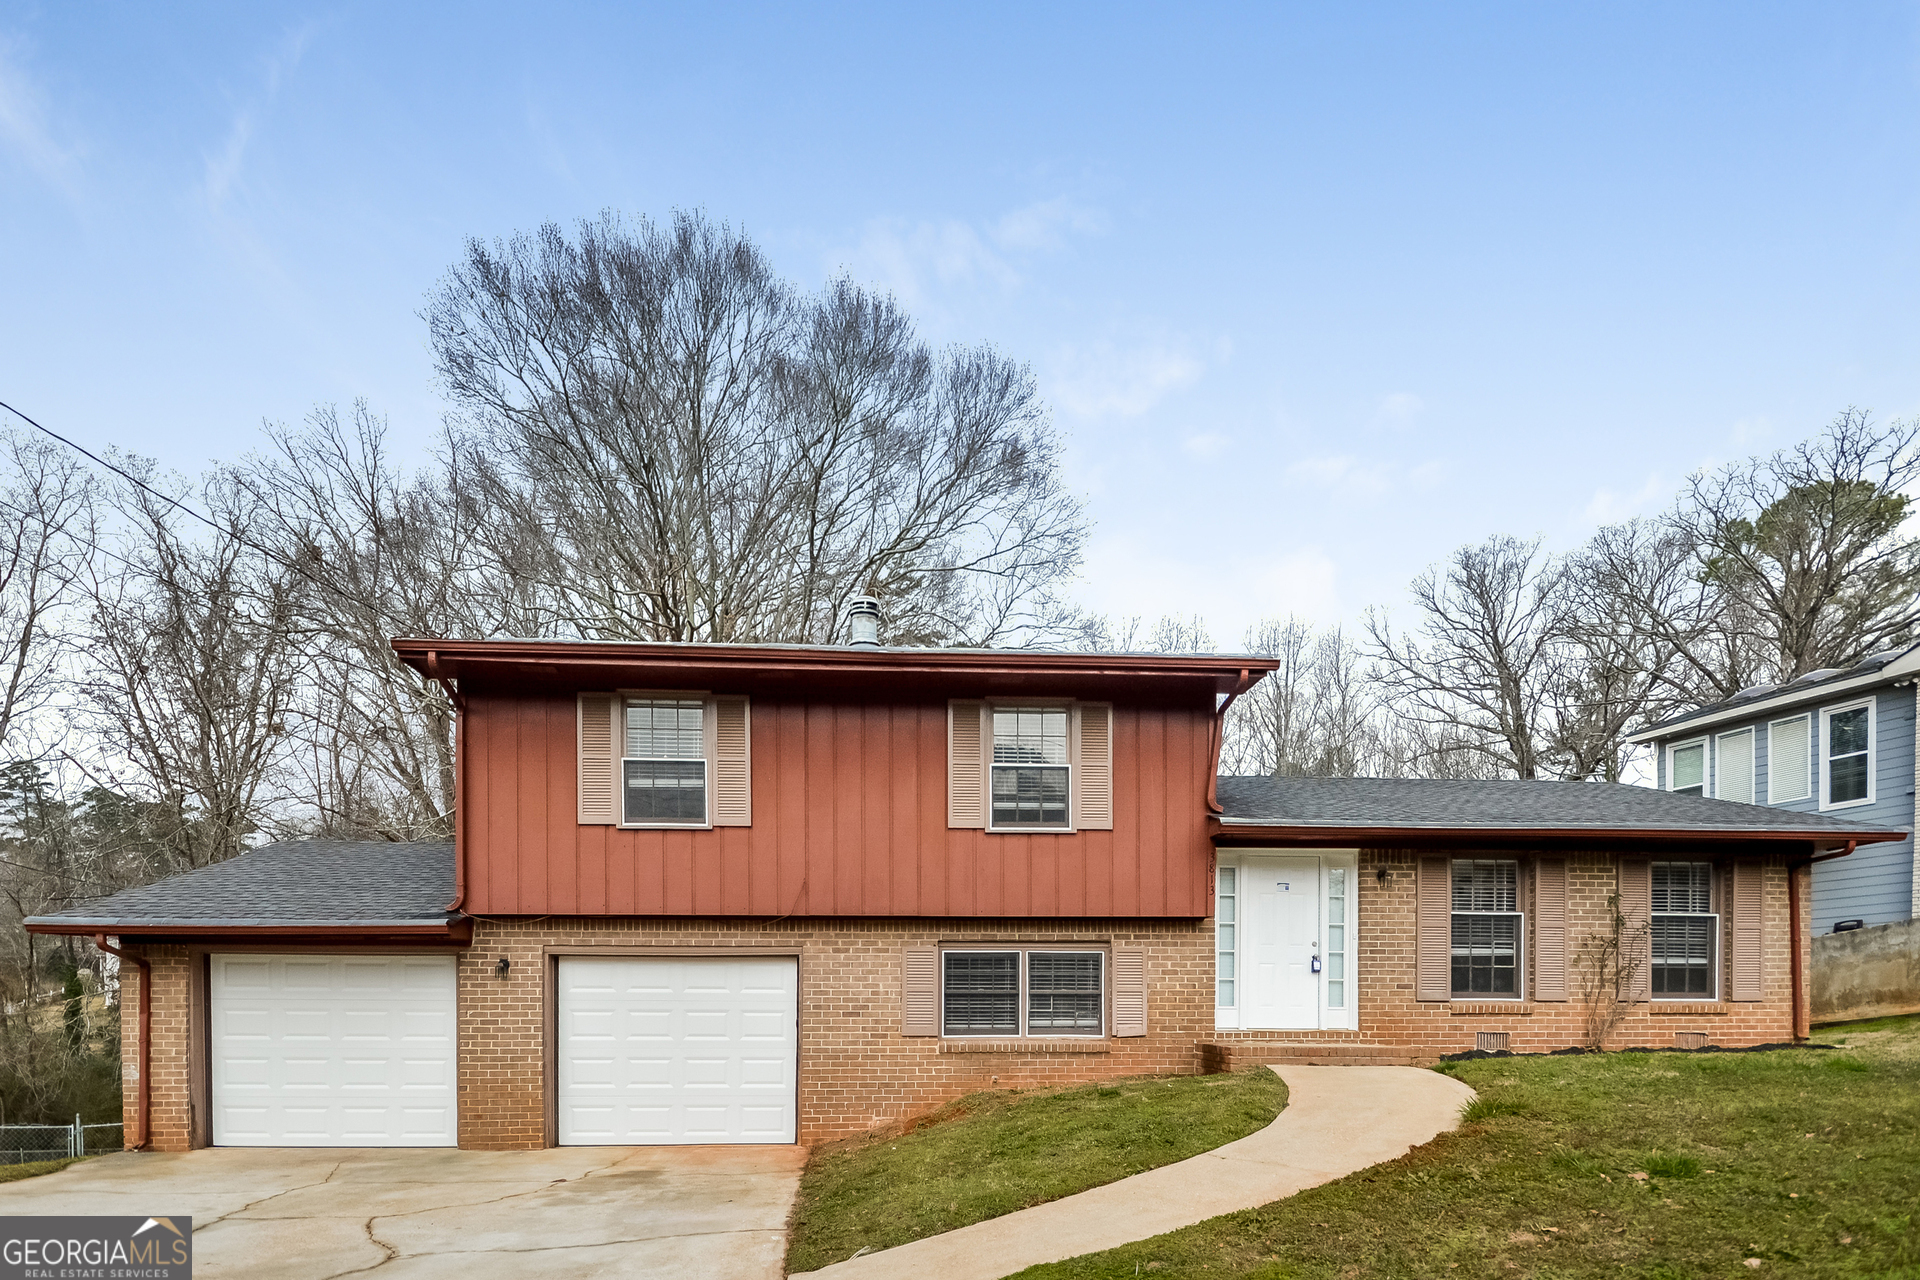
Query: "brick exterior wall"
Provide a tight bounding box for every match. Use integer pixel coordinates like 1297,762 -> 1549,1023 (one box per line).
459,917 -> 1215,1148
114,850 -> 1812,1153
1206,851 -> 1805,1068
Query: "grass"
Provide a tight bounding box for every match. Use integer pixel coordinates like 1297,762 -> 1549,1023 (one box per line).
784,1067 -> 1287,1273
1007,1015 -> 1920,1280
0,1156 -> 85,1183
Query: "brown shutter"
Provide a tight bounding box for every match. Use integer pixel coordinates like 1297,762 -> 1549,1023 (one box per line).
1416,857 -> 1451,1001
948,700 -> 987,829
1617,858 -> 1652,1002
1112,947 -> 1147,1036
1729,861 -> 1764,1001
1075,703 -> 1113,830
902,947 -> 938,1036
1533,857 -> 1569,1002
577,693 -> 619,825
712,696 -> 751,826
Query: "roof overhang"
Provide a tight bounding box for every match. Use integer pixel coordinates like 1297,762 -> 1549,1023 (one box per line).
26,917 -> 473,945
1626,647 -> 1920,744
393,637 -> 1278,702
1210,818 -> 1905,855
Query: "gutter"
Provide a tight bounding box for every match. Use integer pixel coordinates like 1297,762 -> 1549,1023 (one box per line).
1205,669 -> 1256,815
1209,820 -> 1907,845
91,935 -> 148,1151
27,918 -> 473,942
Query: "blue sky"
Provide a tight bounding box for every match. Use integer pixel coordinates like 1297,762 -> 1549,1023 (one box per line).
5,3 -> 1920,644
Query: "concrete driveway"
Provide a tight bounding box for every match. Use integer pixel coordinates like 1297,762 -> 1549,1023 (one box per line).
0,1144 -> 806,1279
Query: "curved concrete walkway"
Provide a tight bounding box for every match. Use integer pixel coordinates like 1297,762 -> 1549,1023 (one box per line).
794,1065 -> 1475,1280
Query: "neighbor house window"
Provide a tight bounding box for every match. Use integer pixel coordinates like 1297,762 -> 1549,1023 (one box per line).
1767,714 -> 1811,804
1651,861 -> 1717,999
623,698 -> 707,825
1715,728 -> 1754,805
1821,700 -> 1874,809
1215,867 -> 1236,1008
1667,738 -> 1707,796
1451,860 -> 1522,999
991,707 -> 1070,828
942,948 -> 1104,1037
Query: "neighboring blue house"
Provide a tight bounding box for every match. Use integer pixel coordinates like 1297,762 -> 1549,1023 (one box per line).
1628,644 -> 1919,935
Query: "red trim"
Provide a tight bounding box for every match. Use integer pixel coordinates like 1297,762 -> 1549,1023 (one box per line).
92,935 -> 148,1150
30,921 -> 472,943
1211,822 -> 1904,847
1205,669 -> 1255,815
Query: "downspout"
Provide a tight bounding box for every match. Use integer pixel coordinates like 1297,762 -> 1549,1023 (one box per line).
1790,840 -> 1857,1042
1206,669 -> 1255,815
427,651 -> 468,913
92,934 -> 149,1150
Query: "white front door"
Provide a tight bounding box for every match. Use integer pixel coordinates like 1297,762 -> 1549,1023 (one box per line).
556,956 -> 798,1145
1241,856 -> 1322,1030
210,954 -> 459,1147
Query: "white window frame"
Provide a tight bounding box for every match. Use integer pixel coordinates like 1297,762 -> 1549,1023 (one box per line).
1649,861 -> 1720,1002
1214,866 -> 1237,1010
1766,714 -> 1812,804
1714,727 -> 1755,805
1819,698 -> 1876,811
939,946 -> 1107,1039
985,701 -> 1076,834
619,694 -> 714,829
1666,736 -> 1710,797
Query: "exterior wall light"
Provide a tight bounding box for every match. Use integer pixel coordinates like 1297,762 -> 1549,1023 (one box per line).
496,956 -> 511,978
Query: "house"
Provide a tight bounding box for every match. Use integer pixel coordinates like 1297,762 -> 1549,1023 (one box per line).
1624,644 -> 1920,936
27,626 -> 1903,1154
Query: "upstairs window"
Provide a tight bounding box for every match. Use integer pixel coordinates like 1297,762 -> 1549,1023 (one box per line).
1821,701 -> 1873,809
623,698 -> 707,825
1668,739 -> 1707,797
1651,861 -> 1717,999
1451,859 -> 1522,999
991,707 -> 1070,828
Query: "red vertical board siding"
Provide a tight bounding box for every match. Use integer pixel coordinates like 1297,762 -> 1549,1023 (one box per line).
461,693 -> 1215,918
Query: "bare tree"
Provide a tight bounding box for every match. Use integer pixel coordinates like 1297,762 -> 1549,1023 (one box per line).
1671,408 -> 1920,682
426,212 -> 1088,648
76,467 -> 300,872
0,428 -> 97,757
1367,536 -> 1563,779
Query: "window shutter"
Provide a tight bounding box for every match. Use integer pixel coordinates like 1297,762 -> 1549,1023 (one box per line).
577,693 -> 618,825
1533,857 -> 1569,1002
1617,859 -> 1652,1002
711,696 -> 751,826
1729,861 -> 1764,1001
1075,703 -> 1113,830
1112,947 -> 1147,1036
948,701 -> 987,829
1416,857 -> 1451,1001
902,947 -> 938,1036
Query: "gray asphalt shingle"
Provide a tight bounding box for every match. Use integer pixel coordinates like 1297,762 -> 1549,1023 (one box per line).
28,839 -> 457,928
1216,775 -> 1901,834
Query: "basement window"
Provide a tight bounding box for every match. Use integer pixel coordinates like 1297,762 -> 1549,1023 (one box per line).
942,948 -> 1105,1037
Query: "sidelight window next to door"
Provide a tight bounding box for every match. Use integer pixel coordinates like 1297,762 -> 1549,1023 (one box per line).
1214,852 -> 1356,1032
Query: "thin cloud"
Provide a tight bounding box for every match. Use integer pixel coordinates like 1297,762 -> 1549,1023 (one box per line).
829,196 -> 1105,306
1047,339 -> 1203,419
1181,431 -> 1231,459
0,35 -> 82,196
200,22 -> 316,215
1582,472 -> 1667,524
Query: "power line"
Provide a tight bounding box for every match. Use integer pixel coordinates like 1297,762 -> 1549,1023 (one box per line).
0,398 -> 423,638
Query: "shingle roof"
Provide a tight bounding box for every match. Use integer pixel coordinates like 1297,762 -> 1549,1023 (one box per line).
1215,775 -> 1904,838
1629,642 -> 1920,741
26,840 -> 457,930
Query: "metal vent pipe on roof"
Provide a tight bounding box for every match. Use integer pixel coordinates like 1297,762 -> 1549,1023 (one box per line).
846,596 -> 882,646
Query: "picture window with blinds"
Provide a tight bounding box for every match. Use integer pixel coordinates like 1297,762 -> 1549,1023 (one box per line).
991,707 -> 1070,829
1451,859 -> 1523,999
1651,861 -> 1717,999
941,949 -> 1104,1037
623,698 -> 707,825
1820,700 -> 1874,809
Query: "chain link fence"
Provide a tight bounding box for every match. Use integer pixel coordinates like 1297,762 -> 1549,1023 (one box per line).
0,1117 -> 123,1164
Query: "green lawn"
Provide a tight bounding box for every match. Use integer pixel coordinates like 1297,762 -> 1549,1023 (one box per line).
1009,1016 -> 1920,1279
785,1068 -> 1288,1274
0,1157 -> 86,1183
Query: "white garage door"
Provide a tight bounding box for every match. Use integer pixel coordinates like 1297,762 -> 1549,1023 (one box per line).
210,954 -> 458,1147
557,956 -> 797,1145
